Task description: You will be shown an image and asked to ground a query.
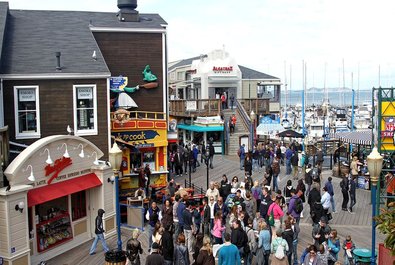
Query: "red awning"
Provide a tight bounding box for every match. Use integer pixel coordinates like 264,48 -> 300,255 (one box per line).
28,173 -> 102,207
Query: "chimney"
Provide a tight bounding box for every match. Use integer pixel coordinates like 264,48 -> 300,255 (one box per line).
117,0 -> 139,22
55,52 -> 62,70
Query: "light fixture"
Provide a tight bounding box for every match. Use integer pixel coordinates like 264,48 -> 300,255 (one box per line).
108,142 -> 123,172
89,151 -> 99,166
40,148 -> 53,164
58,143 -> 70,158
75,143 -> 85,158
250,110 -> 256,121
107,175 -> 115,184
15,201 -> 25,213
23,165 -> 35,182
367,147 -> 384,185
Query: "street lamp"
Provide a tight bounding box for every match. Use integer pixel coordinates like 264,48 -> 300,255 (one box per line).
367,147 -> 383,265
108,142 -> 123,251
250,110 -> 256,150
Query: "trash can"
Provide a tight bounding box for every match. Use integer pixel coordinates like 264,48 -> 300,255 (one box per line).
105,250 -> 126,265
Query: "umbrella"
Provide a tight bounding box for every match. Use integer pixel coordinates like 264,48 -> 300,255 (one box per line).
277,129 -> 304,138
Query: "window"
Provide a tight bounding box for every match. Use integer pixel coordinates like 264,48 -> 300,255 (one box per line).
14,86 -> 40,139
177,71 -> 184,81
71,191 -> 87,221
73,85 -> 97,135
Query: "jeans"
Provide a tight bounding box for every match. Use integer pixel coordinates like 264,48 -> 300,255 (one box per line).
203,222 -> 210,237
164,260 -> 173,265
273,174 -> 279,192
330,195 -> 336,212
184,229 -> 193,253
245,251 -> 253,265
349,193 -> 356,211
89,233 -> 109,254
148,225 -> 155,250
293,239 -> 299,265
342,190 -> 349,209
209,156 -> 214,168
240,158 -> 244,170
286,159 -> 292,175
253,159 -> 259,171
173,221 -> 179,242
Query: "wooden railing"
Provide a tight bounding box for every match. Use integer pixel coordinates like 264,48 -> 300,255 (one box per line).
238,98 -> 270,116
169,99 -> 221,117
110,110 -> 166,122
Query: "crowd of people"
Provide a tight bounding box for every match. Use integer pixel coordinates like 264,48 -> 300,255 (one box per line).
117,141 -> 378,265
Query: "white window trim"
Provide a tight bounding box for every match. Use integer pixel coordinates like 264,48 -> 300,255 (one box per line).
73,84 -> 98,136
14,85 -> 41,139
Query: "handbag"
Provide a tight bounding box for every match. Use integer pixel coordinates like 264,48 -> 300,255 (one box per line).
268,207 -> 275,227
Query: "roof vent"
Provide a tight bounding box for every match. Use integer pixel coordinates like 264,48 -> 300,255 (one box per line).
117,0 -> 139,22
55,52 -> 62,70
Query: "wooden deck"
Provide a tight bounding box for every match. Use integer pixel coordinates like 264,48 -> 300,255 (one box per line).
47,155 -> 385,265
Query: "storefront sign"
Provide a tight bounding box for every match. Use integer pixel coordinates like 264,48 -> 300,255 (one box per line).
110,76 -> 128,90
112,130 -> 160,142
380,101 -> 395,151
212,66 -> 233,72
77,87 -> 93,99
19,89 -> 35,101
45,157 -> 73,184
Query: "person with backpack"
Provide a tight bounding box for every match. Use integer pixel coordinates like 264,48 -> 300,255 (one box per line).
271,229 -> 289,265
267,196 -> 284,234
287,189 -> 303,224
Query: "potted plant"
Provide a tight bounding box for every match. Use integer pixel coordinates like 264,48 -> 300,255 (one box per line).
375,202 -> 395,264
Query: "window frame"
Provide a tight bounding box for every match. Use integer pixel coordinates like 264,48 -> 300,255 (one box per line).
73,84 -> 98,136
14,85 -> 41,139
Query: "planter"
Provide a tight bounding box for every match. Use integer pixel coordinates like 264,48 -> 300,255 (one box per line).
378,243 -> 395,265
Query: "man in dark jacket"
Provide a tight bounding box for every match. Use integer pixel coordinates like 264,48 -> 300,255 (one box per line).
349,175 -> 357,213
182,201 -> 194,254
202,197 -> 211,236
208,142 -> 215,169
231,219 -> 247,259
89,209 -> 109,255
259,187 -> 272,220
308,183 -> 323,224
146,242 -> 164,265
146,201 -> 161,252
214,196 -> 229,225
340,175 -> 349,211
162,224 -> 174,265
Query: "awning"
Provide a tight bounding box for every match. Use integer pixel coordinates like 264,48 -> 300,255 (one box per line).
27,173 -> 102,207
177,124 -> 224,132
256,123 -> 284,135
331,130 -> 372,145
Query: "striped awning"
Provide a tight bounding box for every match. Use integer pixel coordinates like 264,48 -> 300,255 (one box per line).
330,131 -> 372,145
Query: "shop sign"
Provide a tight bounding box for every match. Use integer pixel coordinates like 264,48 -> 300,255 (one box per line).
45,157 -> 73,184
110,76 -> 128,90
77,87 -> 93,99
381,117 -> 395,137
112,130 -> 160,142
380,102 -> 395,151
19,89 -> 35,101
212,66 -> 233,72
186,101 -> 197,111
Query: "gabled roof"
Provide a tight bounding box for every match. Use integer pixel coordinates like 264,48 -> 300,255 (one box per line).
238,65 -> 279,80
0,2 -> 8,65
0,8 -> 167,77
168,55 -> 280,80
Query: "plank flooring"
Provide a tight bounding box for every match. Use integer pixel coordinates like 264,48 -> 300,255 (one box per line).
46,155 -> 385,265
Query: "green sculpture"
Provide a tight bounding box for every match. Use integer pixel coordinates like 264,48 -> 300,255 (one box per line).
142,65 -> 157,82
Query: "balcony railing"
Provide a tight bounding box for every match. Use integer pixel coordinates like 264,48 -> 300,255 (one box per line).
238,98 -> 270,116
169,99 -> 221,117
111,109 -> 166,122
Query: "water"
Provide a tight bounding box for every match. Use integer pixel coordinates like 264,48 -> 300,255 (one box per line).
281,89 -> 372,107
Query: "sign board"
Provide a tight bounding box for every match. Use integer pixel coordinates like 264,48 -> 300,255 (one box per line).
380,102 -> 395,151
110,76 -> 128,90
112,130 -> 160,142
19,89 -> 35,102
186,101 -> 197,111
77,87 -> 93,99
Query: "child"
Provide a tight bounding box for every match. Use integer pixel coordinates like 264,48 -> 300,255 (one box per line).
342,235 -> 356,265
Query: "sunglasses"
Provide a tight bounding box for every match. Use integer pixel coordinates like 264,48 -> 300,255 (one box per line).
310,252 -> 316,255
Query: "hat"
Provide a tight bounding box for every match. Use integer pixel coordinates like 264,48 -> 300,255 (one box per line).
152,242 -> 160,250
320,216 -> 328,224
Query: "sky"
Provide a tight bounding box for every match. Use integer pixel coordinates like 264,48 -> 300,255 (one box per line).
6,0 -> 395,91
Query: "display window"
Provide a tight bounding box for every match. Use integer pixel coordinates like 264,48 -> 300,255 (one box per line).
128,148 -> 156,171
207,131 -> 221,143
71,190 -> 86,221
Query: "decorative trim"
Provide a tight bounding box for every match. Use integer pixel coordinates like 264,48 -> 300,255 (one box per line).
90,27 -> 166,33
1,73 -> 111,80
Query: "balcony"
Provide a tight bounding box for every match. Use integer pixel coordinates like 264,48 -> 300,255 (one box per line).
238,98 -> 270,115
169,99 -> 221,117
110,109 -> 166,130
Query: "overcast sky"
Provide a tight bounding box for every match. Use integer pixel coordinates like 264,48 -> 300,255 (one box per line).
7,0 -> 395,90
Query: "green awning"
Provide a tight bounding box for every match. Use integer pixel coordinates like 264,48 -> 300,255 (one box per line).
177,124 -> 224,132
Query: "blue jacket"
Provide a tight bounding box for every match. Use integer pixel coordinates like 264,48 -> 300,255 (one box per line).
240,146 -> 246,160
177,202 -> 186,225
325,181 -> 334,196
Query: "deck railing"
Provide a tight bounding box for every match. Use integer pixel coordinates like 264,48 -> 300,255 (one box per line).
110,110 -> 166,122
169,99 -> 221,117
238,98 -> 270,116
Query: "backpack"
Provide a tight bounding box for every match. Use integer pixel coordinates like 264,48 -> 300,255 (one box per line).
295,198 -> 303,214
274,239 -> 285,259
268,207 -> 275,227
311,168 -> 319,180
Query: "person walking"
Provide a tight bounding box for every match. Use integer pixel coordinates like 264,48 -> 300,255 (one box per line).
89,209 -> 109,255
348,175 -> 357,213
312,217 -> 331,248
272,155 -> 281,192
291,151 -> 299,180
161,199 -> 173,230
305,164 -> 313,196
125,229 -> 143,265
244,155 -> 253,177
208,142 -> 215,169
340,175 -> 349,211
324,177 -> 336,213
321,186 -> 332,221
145,242 -> 164,265
202,197 -> 211,236
146,201 -> 161,252
231,219 -> 248,260
282,220 -> 294,265
221,93 -> 227,110
230,93 -> 235,110
260,187 -> 273,220
244,218 -> 256,265
238,144 -> 246,170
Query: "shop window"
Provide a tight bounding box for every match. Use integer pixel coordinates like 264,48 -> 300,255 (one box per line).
207,131 -> 221,143
71,190 -> 87,221
142,152 -> 155,170
177,71 -> 184,81
14,86 -> 41,139
73,85 -> 97,136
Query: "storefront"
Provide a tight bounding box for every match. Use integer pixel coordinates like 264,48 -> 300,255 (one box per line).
0,135 -> 115,265
111,109 -> 168,204
177,116 -> 224,154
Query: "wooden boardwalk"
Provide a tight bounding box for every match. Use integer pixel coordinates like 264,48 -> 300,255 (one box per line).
47,155 -> 385,265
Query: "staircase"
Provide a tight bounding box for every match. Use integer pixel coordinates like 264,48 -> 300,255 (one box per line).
223,108 -> 250,156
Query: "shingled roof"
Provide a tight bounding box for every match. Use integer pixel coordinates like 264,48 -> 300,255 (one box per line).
168,55 -> 280,80
0,7 -> 167,77
0,2 -> 8,65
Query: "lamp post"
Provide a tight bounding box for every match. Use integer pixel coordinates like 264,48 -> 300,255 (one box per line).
108,142 -> 123,251
367,147 -> 383,265
250,110 -> 256,150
